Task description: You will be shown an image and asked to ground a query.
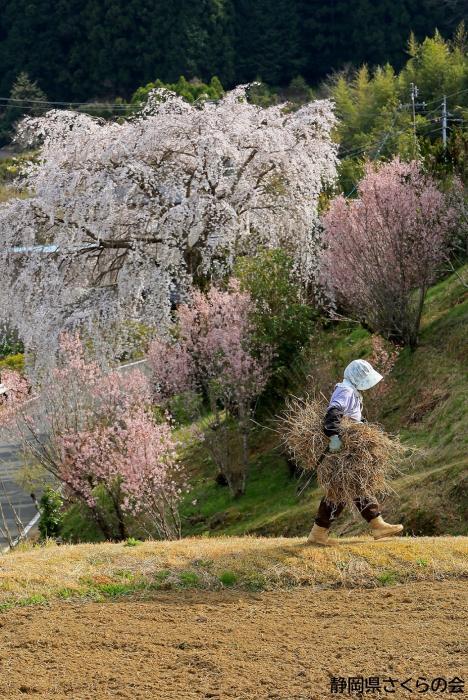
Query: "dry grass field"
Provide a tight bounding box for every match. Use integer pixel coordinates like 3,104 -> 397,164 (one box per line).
0,535 -> 467,607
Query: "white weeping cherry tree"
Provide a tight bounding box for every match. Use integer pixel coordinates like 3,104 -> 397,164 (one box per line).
0,86 -> 337,374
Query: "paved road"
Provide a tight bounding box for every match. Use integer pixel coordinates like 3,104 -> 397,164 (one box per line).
0,359 -> 148,551
0,439 -> 39,550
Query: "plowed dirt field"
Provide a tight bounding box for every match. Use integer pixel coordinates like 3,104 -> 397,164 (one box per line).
0,579 -> 466,699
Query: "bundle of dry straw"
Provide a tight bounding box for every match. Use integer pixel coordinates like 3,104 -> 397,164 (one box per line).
280,396 -> 406,508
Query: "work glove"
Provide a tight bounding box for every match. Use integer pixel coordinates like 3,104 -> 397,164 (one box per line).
329,435 -> 342,453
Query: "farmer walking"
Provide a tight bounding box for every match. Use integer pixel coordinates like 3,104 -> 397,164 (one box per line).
307,359 -> 404,546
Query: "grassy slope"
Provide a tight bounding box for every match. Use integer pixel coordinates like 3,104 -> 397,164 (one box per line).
1,536 -> 466,609
179,266 -> 468,538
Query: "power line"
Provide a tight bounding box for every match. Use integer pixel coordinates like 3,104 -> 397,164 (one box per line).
333,86 -> 468,126
342,115 -> 407,196
342,123 -> 454,197
339,130 -> 404,158
0,96 -> 138,107
0,96 -> 140,110
339,116 -> 451,161
421,126 -> 450,138
421,87 -> 468,107
334,88 -> 467,162
0,85 -> 466,111
371,108 -> 400,160
338,84 -> 466,159
0,85 -> 464,160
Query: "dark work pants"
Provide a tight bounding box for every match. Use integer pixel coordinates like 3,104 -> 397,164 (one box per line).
314,496 -> 381,529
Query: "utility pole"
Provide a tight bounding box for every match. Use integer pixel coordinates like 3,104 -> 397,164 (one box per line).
410,83 -> 418,140
400,86 -> 425,159
410,83 -> 420,158
442,95 -> 447,151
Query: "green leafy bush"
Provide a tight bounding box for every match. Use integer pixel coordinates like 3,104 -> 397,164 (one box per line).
168,391 -> 204,426
38,487 -> 63,541
132,75 -> 224,105
0,353 -> 24,373
235,249 -> 316,404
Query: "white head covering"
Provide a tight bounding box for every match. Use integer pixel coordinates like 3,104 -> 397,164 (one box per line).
343,359 -> 383,391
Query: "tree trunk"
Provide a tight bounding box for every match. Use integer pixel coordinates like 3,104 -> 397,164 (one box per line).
111,491 -> 128,541
408,285 -> 427,350
90,505 -> 114,541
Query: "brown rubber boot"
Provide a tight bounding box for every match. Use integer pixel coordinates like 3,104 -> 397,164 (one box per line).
306,523 -> 331,546
370,515 -> 404,540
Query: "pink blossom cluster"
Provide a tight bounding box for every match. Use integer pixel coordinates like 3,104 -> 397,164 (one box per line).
148,280 -> 271,414
58,407 -> 179,516
0,369 -> 30,426
147,336 -> 194,402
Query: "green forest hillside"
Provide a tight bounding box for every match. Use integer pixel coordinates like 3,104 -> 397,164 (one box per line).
173,266 -> 467,541
0,1 -> 465,101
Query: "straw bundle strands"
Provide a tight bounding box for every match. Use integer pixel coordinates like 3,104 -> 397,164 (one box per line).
280,396 -> 406,507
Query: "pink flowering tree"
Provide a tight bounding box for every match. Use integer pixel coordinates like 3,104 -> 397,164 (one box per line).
4,333 -> 183,541
148,280 -> 271,496
0,369 -> 31,423
0,87 -> 336,375
147,336 -> 195,404
322,159 -> 461,348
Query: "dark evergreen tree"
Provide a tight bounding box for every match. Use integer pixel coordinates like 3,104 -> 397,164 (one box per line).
158,0 -> 236,86
0,72 -> 48,145
298,0 -> 418,83
0,1 -> 63,99
234,0 -> 303,85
